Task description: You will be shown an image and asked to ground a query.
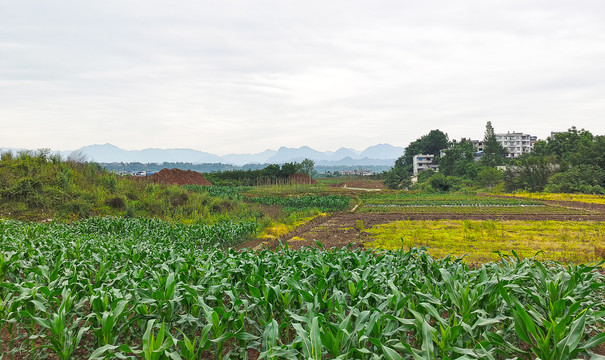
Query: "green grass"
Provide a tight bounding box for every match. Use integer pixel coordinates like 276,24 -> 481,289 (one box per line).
0,151 -> 257,223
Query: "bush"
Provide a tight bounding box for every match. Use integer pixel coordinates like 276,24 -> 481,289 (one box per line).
477,167 -> 503,189
106,197 -> 126,209
545,164 -> 605,194
429,174 -> 454,192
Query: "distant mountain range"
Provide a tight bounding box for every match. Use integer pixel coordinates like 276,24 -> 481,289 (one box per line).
2,143 -> 405,167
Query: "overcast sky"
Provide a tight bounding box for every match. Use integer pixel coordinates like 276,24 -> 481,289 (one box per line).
1,1 -> 604,155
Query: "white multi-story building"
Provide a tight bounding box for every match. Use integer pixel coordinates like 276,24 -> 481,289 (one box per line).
413,154 -> 439,175
495,132 -> 534,158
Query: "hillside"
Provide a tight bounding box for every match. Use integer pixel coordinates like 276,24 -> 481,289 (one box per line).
0,150 -> 239,222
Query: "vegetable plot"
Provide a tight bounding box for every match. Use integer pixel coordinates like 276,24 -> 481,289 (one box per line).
250,195 -> 351,212
0,218 -> 603,359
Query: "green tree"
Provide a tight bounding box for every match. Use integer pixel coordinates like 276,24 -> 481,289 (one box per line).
545,164 -> 605,194
429,173 -> 454,192
262,164 -> 281,179
300,158 -> 315,176
439,140 -> 478,179
503,156 -> 554,192
383,159 -> 411,190
477,167 -> 503,189
384,129 -> 449,189
480,121 -> 507,167
278,162 -> 300,178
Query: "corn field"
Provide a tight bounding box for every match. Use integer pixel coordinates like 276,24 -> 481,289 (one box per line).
251,195 -> 351,212
0,218 -> 603,359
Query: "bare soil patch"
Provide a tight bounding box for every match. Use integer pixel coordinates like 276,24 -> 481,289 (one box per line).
149,168 -> 213,186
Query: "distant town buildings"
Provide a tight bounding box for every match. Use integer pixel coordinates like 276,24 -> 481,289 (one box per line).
472,131 -> 537,158
471,140 -> 484,152
413,154 -> 439,175
337,169 -> 375,176
495,132 -> 536,158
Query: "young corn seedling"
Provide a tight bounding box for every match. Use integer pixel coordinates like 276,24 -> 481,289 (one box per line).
88,298 -> 133,347
501,284 -> 605,360
175,326 -> 212,360
142,319 -> 179,360
22,288 -> 89,360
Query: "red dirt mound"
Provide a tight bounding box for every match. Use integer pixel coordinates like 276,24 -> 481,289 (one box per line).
150,168 -> 213,186
291,173 -> 317,185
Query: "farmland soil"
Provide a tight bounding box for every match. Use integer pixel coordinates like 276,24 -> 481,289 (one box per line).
240,210 -> 605,251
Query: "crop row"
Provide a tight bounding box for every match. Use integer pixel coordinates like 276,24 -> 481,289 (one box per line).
250,195 -> 351,211
0,219 -> 603,359
183,185 -> 250,200
498,192 -> 605,205
359,205 -> 591,215
361,193 -> 540,206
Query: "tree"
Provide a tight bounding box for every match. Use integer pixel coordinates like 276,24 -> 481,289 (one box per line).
429,173 -> 454,192
263,164 -> 281,179
503,156 -> 555,192
544,164 -> 605,194
383,161 -> 411,189
439,140 -> 478,179
477,167 -> 503,189
278,162 -> 300,178
480,121 -> 506,167
384,129 -> 449,189
300,158 -> 315,176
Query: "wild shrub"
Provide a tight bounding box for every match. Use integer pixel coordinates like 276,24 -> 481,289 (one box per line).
106,197 -> 125,209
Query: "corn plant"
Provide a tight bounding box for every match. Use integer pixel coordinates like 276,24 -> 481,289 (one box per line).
21,288 -> 88,360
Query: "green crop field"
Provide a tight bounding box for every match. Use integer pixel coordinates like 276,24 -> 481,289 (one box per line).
250,195 -> 351,212
1,218 -> 603,359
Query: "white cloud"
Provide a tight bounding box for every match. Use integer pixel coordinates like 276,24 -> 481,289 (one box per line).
1,0 -> 605,154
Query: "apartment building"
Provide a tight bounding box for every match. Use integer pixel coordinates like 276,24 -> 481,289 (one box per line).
495,132 -> 536,158
413,154 -> 439,175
